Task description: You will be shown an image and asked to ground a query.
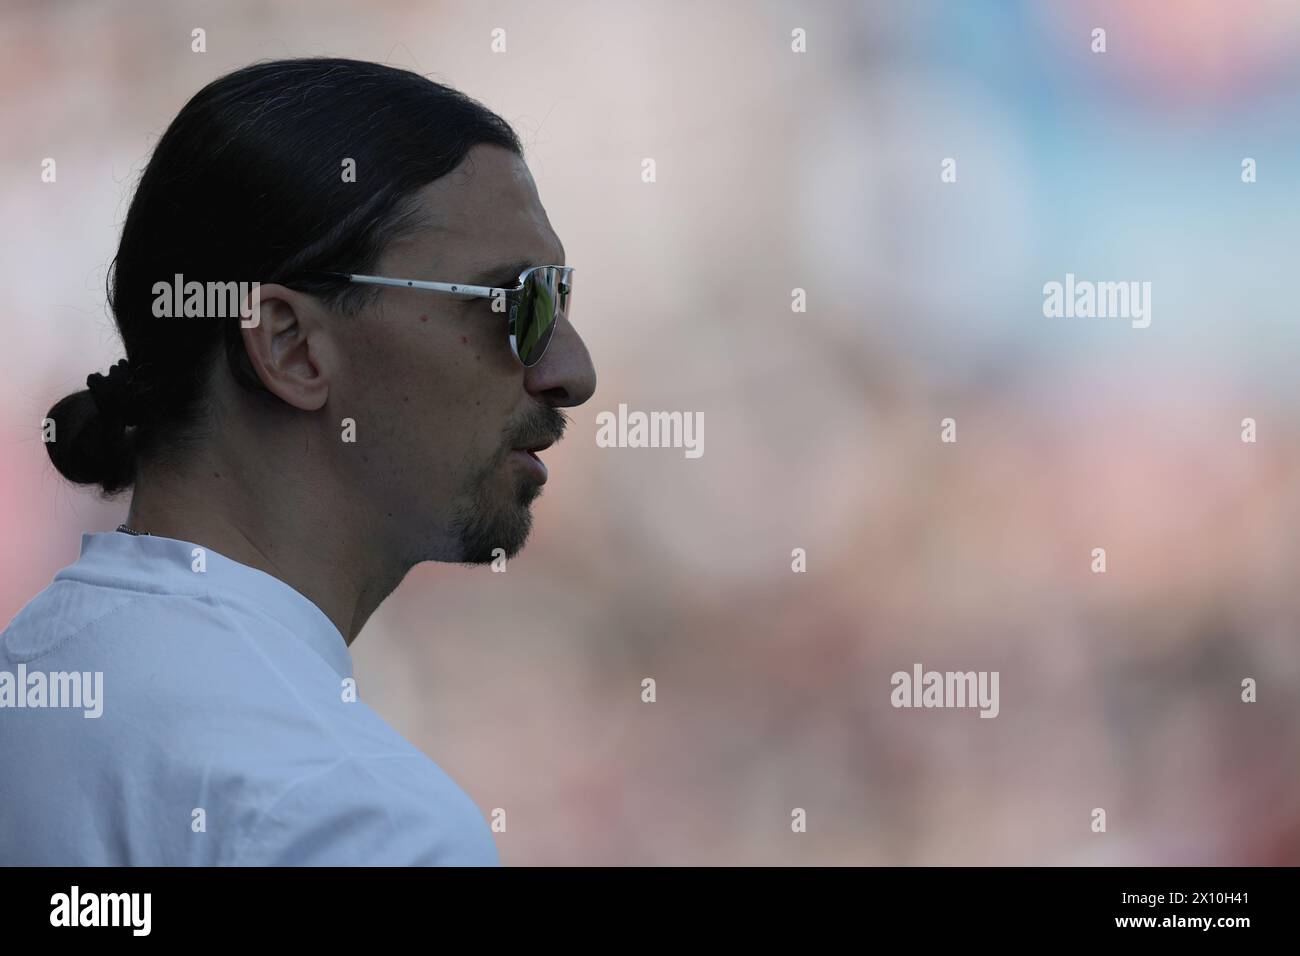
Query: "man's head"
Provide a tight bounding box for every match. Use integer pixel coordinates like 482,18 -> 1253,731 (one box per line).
47,58 -> 596,566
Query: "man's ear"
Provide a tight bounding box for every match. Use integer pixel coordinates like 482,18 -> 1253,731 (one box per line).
239,283 -> 332,412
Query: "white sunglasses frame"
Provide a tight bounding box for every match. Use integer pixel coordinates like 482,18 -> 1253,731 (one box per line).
316,264 -> 573,367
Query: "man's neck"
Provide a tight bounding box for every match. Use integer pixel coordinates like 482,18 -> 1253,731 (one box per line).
125,466 -> 409,645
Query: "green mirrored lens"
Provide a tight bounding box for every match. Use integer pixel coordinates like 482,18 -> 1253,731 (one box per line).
513,267 -> 567,366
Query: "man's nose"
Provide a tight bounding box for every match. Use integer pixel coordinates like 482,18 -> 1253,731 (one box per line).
524,316 -> 596,407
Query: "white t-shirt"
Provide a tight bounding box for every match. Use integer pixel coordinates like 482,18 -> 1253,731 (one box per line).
0,531 -> 499,866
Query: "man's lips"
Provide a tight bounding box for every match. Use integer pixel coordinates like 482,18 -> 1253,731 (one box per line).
510,438 -> 558,483
514,438 -> 556,457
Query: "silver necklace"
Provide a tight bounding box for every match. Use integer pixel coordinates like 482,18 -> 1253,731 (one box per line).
115,523 -> 148,536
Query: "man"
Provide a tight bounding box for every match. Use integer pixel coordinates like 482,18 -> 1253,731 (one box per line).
0,58 -> 596,864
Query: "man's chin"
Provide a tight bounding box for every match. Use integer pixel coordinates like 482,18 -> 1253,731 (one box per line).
454,500 -> 536,565
445,461 -> 546,564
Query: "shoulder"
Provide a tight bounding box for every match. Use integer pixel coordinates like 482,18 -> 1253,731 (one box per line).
231,753 -> 500,866
2,567 -> 497,866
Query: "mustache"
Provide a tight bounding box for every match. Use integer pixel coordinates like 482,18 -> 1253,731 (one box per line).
505,404 -> 569,450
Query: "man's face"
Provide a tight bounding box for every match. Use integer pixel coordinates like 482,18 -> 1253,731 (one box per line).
330,144 -> 596,565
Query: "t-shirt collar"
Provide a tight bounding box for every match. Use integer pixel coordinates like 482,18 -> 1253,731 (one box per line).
65,531 -> 353,679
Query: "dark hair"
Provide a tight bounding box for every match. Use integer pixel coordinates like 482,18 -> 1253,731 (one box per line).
46,57 -> 523,494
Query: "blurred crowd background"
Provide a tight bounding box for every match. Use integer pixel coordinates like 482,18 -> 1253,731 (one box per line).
2,0 -> 1298,864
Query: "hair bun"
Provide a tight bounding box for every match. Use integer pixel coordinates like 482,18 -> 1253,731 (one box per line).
85,358 -> 144,426
45,365 -> 139,495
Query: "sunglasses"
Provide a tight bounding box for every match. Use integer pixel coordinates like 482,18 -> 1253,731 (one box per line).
310,264 -> 573,367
